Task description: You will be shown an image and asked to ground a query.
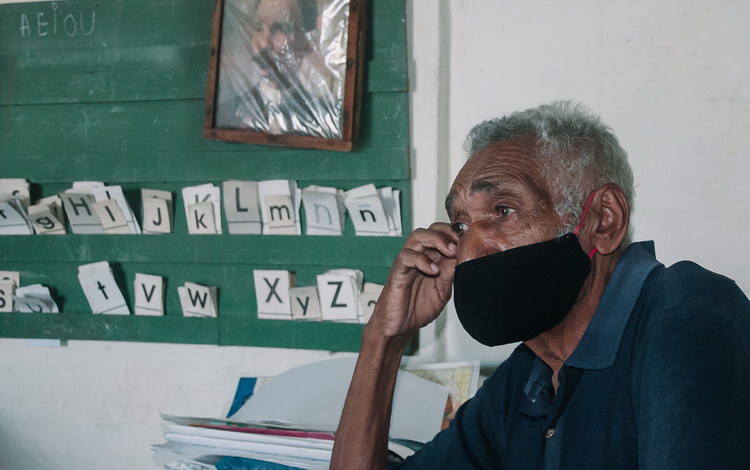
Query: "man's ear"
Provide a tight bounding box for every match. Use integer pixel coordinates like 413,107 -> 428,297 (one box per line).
590,184 -> 630,256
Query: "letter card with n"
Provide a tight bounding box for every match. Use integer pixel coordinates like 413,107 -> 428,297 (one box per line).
302,185 -> 346,235
344,184 -> 391,236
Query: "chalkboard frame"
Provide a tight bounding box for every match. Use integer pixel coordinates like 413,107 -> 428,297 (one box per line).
203,0 -> 367,152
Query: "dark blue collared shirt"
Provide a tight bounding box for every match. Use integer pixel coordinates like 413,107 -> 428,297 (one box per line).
397,241 -> 750,469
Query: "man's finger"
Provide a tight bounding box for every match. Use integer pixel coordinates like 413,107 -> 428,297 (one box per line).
404,227 -> 457,257
393,248 -> 444,276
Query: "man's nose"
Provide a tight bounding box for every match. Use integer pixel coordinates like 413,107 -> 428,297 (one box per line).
456,221 -> 504,264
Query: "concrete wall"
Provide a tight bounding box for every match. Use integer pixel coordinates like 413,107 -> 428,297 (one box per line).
1,0 -> 748,467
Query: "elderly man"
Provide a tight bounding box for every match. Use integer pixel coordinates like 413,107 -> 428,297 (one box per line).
330,102 -> 750,469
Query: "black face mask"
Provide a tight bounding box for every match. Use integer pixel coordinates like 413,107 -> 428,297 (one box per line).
453,233 -> 592,346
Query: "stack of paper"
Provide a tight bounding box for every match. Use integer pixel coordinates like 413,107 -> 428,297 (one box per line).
28,200 -> 66,235
142,189 -> 173,234
289,286 -> 322,321
230,357 -> 448,443
155,416 -> 334,470
183,184 -> 222,234
0,200 -> 33,234
0,271 -> 19,312
61,181 -> 141,234
133,273 -> 165,316
0,178 -> 30,208
91,184 -> 141,234
378,186 -> 403,236
301,185 -> 346,235
253,270 -> 294,320
344,184 -> 402,236
258,180 -> 302,235
34,194 -> 66,233
0,178 -> 33,235
14,284 -> 59,313
223,180 -> 262,235
77,261 -> 130,315
178,282 -> 218,318
61,190 -> 102,234
316,269 -> 363,323
153,357 -> 449,468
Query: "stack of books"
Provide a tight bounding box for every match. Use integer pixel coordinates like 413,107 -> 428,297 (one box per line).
152,357 -> 480,469
154,414 -> 336,469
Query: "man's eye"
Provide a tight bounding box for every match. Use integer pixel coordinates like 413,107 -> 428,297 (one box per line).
496,206 -> 515,217
451,222 -> 469,234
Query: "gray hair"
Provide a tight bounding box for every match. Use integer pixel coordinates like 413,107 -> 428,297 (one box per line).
464,101 -> 634,242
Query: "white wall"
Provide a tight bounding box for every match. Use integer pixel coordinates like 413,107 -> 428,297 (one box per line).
421,0 -> 750,367
1,0 -> 749,467
0,340 -> 345,468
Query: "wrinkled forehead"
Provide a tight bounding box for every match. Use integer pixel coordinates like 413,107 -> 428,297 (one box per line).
445,138 -> 555,216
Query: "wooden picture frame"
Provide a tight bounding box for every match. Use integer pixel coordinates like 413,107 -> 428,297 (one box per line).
204,0 -> 366,152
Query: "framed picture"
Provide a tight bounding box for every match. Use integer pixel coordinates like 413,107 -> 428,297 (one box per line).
204,0 -> 367,152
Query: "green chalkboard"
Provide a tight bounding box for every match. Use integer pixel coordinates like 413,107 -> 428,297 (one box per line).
0,0 -> 410,352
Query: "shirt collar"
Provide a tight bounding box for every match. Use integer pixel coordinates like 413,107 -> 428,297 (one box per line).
564,240 -> 662,370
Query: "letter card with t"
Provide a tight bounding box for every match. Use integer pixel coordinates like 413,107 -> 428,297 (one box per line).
77,261 -> 130,315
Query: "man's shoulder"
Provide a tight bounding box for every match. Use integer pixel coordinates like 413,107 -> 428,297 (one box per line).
645,259 -> 747,310
635,259 -> 750,339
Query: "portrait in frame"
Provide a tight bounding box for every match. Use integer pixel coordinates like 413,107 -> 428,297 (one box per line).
204,0 -> 366,151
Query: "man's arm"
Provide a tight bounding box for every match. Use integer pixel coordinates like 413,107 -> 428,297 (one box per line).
330,223 -> 458,470
634,303 -> 750,469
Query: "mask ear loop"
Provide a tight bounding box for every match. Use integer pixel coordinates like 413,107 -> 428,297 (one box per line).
572,191 -> 598,259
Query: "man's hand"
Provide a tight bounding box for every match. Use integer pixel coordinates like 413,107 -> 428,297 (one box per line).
368,222 -> 458,339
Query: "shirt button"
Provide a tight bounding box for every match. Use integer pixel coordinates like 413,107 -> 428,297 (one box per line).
544,428 -> 556,439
